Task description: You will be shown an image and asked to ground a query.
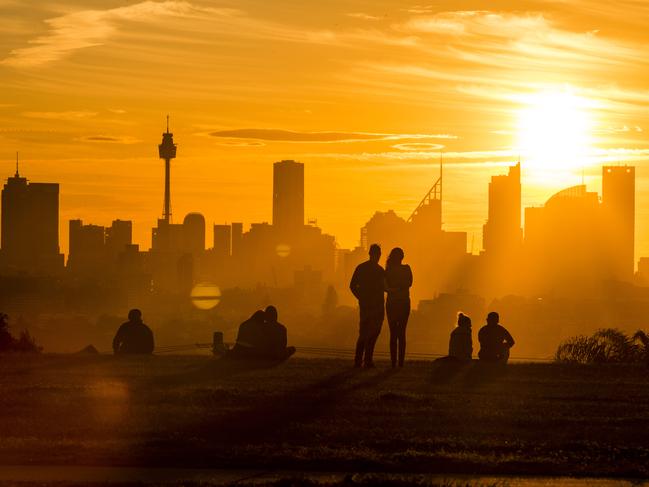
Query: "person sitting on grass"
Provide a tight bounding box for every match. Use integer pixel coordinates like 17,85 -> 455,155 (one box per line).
262,305 -> 296,360
478,311 -> 515,364
448,312 -> 473,361
112,309 -> 154,355
230,310 -> 266,358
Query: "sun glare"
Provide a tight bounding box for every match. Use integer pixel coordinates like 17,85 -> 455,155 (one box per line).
516,90 -> 595,183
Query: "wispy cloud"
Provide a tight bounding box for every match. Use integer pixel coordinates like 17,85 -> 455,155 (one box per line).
78,135 -> 141,144
1,1 -> 204,67
347,12 -> 382,21
209,128 -> 457,143
22,110 -> 97,120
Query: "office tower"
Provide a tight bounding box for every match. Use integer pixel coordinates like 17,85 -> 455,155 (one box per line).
213,224 -> 231,257
183,213 -> 205,253
524,184 -> 604,295
483,162 -> 522,254
231,222 -> 243,256
1,162 -> 63,274
602,165 -> 635,281
272,160 -> 304,239
68,219 -> 105,273
105,219 -> 132,257
158,115 -> 177,223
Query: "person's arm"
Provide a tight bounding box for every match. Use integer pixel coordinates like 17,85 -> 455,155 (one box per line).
503,328 -> 515,348
406,265 -> 413,288
349,266 -> 362,300
112,325 -> 124,354
280,326 -> 287,349
146,328 -> 155,354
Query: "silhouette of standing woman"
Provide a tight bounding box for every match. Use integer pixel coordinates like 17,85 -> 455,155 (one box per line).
385,247 -> 413,367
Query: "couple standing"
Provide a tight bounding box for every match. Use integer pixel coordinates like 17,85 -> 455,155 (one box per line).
349,243 -> 413,368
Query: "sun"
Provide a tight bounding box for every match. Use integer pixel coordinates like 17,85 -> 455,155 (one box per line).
515,89 -> 595,183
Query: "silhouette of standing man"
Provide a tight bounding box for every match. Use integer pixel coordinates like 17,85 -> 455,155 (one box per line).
350,243 -> 385,368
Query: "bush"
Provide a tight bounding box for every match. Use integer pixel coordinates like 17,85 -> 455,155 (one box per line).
556,328 -> 647,364
0,313 -> 42,353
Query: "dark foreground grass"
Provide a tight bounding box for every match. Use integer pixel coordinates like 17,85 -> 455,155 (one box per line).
0,355 -> 648,478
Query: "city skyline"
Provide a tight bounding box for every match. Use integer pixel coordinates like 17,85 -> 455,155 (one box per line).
2,1 -> 649,256
0,147 -> 641,261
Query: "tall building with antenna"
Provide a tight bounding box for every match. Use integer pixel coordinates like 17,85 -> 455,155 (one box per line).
0,153 -> 64,274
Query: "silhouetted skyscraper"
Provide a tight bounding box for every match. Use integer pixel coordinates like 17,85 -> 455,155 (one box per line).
105,219 -> 132,257
213,224 -> 231,257
273,160 -> 304,238
231,222 -> 243,256
602,165 -> 635,281
183,213 -> 205,253
483,162 -> 521,254
1,162 -> 63,274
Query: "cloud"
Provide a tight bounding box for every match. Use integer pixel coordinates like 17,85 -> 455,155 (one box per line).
392,142 -> 445,151
22,110 -> 97,120
108,108 -> 126,114
1,1 -> 203,67
347,13 -> 381,21
209,128 -> 457,143
78,135 -> 140,144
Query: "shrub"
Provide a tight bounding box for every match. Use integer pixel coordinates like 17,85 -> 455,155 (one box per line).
556,328 -> 645,364
0,313 -> 42,353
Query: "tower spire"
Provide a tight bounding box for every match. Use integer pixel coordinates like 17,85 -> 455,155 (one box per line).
15,151 -> 19,177
158,115 -> 177,223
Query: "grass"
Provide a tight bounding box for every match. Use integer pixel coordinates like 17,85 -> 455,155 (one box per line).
0,355 -> 648,478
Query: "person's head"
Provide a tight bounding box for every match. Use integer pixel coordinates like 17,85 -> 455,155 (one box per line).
486,311 -> 499,326
368,243 -> 381,263
128,309 -> 142,322
386,247 -> 404,270
457,312 -> 471,328
264,305 -> 278,324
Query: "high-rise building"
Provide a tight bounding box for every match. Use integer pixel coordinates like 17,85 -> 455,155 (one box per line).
483,162 -> 521,254
272,160 -> 304,239
213,224 -> 231,257
68,219 -> 105,274
231,222 -> 243,256
602,165 -> 635,281
105,219 -> 132,257
183,213 -> 205,253
1,163 -> 63,274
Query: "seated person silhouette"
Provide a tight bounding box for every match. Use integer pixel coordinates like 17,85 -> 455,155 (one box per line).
230,310 -> 266,358
112,309 -> 154,355
478,312 -> 515,363
434,312 -> 472,365
262,305 -> 296,360
449,312 -> 473,361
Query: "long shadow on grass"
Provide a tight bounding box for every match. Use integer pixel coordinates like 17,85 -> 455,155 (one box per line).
140,368 -> 396,466
428,360 -> 507,388
141,357 -> 287,388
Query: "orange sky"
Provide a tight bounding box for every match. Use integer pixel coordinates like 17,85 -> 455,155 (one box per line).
1,0 -> 648,258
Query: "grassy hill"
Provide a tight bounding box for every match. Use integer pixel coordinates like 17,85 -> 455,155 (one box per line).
0,355 -> 648,478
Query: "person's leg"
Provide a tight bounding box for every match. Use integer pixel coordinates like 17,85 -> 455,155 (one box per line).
398,301 -> 411,367
364,307 -> 384,367
355,309 -> 368,367
386,301 -> 397,367
499,347 -> 510,364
